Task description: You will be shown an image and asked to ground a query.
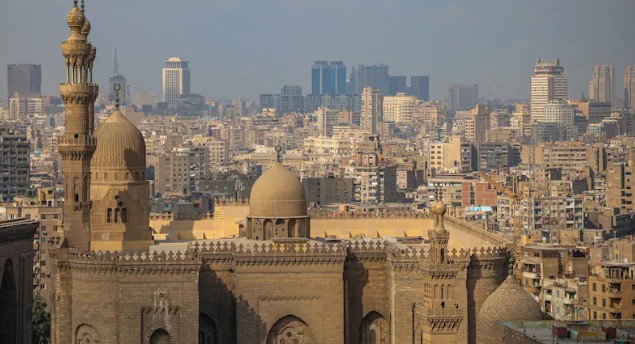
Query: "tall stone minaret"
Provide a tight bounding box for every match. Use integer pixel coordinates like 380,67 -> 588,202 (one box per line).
58,0 -> 98,250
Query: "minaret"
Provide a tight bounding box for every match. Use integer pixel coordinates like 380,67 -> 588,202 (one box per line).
429,185 -> 449,265
58,0 -> 98,250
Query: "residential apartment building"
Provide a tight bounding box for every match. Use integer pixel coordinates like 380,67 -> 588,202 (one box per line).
382,93 -> 416,124
302,177 -> 354,206
0,127 -> 30,202
588,262 -> 635,320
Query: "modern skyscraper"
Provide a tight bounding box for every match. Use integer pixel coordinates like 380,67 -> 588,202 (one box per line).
311,61 -> 346,95
410,76 -> 430,101
7,64 -> 41,99
279,85 -> 303,114
588,65 -> 615,106
58,0 -> 98,250
361,87 -> 383,135
449,84 -> 478,111
530,58 -> 567,122
388,76 -> 407,95
162,57 -> 190,107
109,49 -> 126,104
625,66 -> 635,110
349,64 -> 389,95
0,126 -> 30,202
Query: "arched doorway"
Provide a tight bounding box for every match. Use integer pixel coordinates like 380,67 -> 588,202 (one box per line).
150,329 -> 171,344
76,324 -> 100,344
359,311 -> 388,344
267,315 -> 314,344
0,259 -> 17,343
199,313 -> 217,344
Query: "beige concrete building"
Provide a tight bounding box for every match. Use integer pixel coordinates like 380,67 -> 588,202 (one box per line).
464,104 -> 489,143
530,58 -> 567,122
588,261 -> 635,320
382,92 -> 416,124
624,66 -> 635,110
589,65 -> 616,106
360,87 -> 383,135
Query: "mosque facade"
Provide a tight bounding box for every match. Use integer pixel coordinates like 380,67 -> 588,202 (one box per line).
50,2 -> 539,343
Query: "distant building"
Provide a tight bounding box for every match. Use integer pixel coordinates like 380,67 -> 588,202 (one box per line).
530,58 -> 567,122
361,87 -> 383,135
449,84 -> 478,111
464,104 -> 490,144
279,85 -> 303,114
7,64 -> 41,100
315,107 -> 339,137
349,64 -> 389,95
162,57 -> 190,108
543,100 -> 576,137
0,127 -> 30,202
8,94 -> 43,119
109,50 -> 126,104
383,93 -> 416,124
477,142 -> 519,172
410,76 -> 430,101
588,65 -> 615,107
311,61 -> 346,95
388,76 -> 407,95
302,177 -> 353,206
625,66 -> 635,110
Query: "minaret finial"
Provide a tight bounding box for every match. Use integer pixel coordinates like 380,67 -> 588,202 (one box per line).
275,144 -> 282,163
114,83 -> 121,110
73,0 -> 78,7
80,0 -> 85,12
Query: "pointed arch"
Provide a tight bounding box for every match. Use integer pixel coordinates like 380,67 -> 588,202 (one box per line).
267,315 -> 314,344
199,313 -> 217,344
149,329 -> 170,344
0,259 -> 17,342
359,311 -> 389,344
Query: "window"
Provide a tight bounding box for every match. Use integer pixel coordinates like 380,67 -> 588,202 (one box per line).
114,208 -> 120,223
121,208 -> 127,223
107,208 -> 112,223
593,297 -> 597,306
593,283 -> 596,292
602,284 -> 606,293
602,299 -> 606,307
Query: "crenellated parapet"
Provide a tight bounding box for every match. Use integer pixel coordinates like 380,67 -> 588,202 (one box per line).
309,210 -> 428,219
53,248 -> 201,275
214,197 -> 249,206
193,240 -> 347,266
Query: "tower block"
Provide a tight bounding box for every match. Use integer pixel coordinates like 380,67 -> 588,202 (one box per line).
58,0 -> 98,250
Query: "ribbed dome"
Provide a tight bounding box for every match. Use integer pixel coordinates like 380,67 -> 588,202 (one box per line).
81,18 -> 91,36
92,110 -> 146,172
66,5 -> 85,29
477,275 -> 543,344
249,163 -> 307,218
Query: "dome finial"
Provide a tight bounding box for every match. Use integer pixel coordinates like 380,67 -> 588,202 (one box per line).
80,0 -> 85,12
113,83 -> 122,110
275,144 -> 282,163
73,0 -> 78,7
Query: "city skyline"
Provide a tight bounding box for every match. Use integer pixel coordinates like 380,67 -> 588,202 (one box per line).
1,0 -> 634,101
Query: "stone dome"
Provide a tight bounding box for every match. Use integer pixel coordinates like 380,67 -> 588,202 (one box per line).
66,4 -> 85,29
477,275 -> 543,344
91,110 -> 146,174
81,18 -> 91,36
249,162 -> 307,218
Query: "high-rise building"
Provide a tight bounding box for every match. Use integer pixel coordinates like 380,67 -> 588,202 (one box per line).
449,84 -> 478,111
410,76 -> 430,101
588,65 -> 615,106
383,93 -> 416,124
625,66 -> 635,110
9,94 -> 43,119
530,58 -> 567,122
349,64 -> 389,95
109,49 -> 126,104
279,85 -> 303,114
315,107 -> 339,137
388,76 -> 407,95
0,126 -> 30,202
464,104 -> 489,143
7,64 -> 41,100
543,100 -> 576,137
361,87 -> 383,135
162,57 -> 190,107
311,61 -> 346,95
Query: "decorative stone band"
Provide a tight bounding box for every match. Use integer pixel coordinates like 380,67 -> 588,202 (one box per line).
60,83 -> 99,104
0,219 -> 38,242
414,302 -> 463,332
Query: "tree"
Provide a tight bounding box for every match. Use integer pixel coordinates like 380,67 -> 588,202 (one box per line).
32,294 -> 50,344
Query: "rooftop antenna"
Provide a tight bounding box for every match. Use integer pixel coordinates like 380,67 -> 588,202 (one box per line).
113,49 -> 119,76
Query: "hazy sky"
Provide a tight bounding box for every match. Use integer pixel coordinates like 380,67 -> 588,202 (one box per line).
1,0 -> 634,101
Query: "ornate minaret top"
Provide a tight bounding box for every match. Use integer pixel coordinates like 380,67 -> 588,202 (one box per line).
59,0 -> 99,250
429,183 -> 449,265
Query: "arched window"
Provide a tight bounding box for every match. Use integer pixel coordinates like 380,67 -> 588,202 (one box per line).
95,172 -> 99,181
114,208 -> 120,223
125,172 -> 130,180
150,329 -> 170,344
106,208 -> 112,223
121,208 -> 128,223
104,172 -> 108,181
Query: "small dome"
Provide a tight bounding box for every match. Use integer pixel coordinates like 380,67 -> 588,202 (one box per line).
249,163 -> 307,218
477,275 -> 543,344
66,5 -> 85,29
81,18 -> 91,36
92,110 -> 146,173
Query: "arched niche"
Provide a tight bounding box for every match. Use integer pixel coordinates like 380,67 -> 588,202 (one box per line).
199,313 -> 217,344
359,311 -> 389,344
267,315 -> 314,344
0,259 -> 17,343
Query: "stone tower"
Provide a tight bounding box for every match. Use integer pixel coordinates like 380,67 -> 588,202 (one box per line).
416,193 -> 463,344
89,86 -> 153,251
58,0 -> 98,250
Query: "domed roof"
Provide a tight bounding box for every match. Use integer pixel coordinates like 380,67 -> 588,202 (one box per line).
477,275 -> 543,343
66,4 -> 85,29
249,162 -> 307,218
91,110 -> 146,172
81,18 -> 91,36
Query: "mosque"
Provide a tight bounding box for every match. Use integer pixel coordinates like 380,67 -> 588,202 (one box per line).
50,1 -> 543,343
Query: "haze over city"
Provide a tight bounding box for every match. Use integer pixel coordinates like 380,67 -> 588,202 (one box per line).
1,0 -> 634,100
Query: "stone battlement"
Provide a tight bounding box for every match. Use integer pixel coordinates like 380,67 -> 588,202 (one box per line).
214,197 -> 250,206
309,210 -> 428,219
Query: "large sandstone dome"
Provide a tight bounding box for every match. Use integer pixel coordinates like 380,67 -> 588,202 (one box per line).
249,162 -> 307,218
477,275 -> 543,344
91,110 -> 146,174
